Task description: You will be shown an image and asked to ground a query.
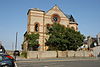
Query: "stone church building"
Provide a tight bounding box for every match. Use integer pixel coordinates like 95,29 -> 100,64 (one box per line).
23,5 -> 78,51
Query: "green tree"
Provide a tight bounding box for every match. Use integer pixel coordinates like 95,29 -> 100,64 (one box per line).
65,28 -> 85,50
46,23 -> 66,51
46,23 -> 85,51
25,33 -> 39,51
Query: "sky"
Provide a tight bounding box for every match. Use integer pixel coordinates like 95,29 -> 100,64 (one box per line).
0,0 -> 100,50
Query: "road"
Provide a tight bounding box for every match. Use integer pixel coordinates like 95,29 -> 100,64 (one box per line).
16,59 -> 100,67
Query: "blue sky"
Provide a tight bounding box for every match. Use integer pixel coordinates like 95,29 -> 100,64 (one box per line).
0,0 -> 100,50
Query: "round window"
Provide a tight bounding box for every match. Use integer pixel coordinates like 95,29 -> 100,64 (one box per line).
51,14 -> 60,23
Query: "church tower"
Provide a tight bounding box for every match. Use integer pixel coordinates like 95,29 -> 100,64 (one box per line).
27,8 -> 45,51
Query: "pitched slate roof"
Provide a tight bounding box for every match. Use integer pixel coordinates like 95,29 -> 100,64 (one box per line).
27,8 -> 45,15
65,14 -> 78,25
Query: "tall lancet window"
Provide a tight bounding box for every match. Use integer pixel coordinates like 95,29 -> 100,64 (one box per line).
35,24 -> 39,32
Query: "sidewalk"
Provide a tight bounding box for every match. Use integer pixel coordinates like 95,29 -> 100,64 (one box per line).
16,56 -> 99,63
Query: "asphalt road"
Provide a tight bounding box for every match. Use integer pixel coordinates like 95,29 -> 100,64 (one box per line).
16,60 -> 100,67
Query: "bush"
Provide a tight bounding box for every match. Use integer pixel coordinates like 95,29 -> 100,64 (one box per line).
21,51 -> 27,58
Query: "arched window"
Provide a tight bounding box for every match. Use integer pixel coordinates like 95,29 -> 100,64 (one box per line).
47,24 -> 50,29
71,27 -> 75,30
46,24 -> 50,33
76,27 -> 78,30
35,24 -> 39,32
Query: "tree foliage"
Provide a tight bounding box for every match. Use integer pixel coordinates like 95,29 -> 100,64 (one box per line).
46,23 -> 85,51
25,33 -> 39,51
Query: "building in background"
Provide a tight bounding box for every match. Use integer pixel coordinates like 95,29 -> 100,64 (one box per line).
81,34 -> 100,51
22,5 -> 78,51
97,33 -> 100,46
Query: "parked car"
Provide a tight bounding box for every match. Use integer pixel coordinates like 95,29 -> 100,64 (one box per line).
0,43 -> 6,54
13,50 -> 20,56
0,54 -> 15,67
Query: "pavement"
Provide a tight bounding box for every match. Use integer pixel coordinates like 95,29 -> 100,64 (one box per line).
15,56 -> 100,67
15,56 -> 100,63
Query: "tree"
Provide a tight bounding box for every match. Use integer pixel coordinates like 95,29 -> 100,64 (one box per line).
45,23 -> 85,51
65,28 -> 85,50
46,23 -> 66,51
25,33 -> 39,51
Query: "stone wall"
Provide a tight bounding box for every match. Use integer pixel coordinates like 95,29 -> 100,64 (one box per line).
27,51 -> 38,59
27,51 -> 57,59
58,51 -> 68,57
27,51 -> 92,59
6,50 -> 14,55
92,46 -> 100,57
67,51 -> 75,57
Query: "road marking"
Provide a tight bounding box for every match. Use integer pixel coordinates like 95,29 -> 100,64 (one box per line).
44,66 -> 48,67
15,63 -> 18,67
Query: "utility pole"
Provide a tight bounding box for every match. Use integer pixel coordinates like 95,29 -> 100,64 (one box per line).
15,32 -> 18,60
15,32 -> 18,50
